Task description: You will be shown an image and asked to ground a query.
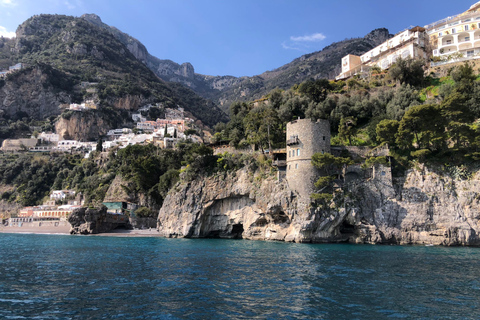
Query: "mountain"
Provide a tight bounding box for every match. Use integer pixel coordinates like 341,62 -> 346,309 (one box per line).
79,14 -> 392,112
0,14 -> 227,130
212,28 -> 392,108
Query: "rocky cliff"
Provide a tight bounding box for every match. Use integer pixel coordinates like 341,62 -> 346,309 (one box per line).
0,65 -> 70,120
157,166 -> 480,246
68,206 -> 131,234
55,110 -> 109,141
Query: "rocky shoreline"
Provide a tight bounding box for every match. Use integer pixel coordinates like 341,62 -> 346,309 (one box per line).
156,166 -> 480,246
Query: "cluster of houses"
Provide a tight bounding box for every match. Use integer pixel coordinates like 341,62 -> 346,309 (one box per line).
9,190 -> 82,226
337,1 -> 480,80
0,105 -> 203,155
0,63 -> 23,78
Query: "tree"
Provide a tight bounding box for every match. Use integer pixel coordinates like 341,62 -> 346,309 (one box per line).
376,119 -> 400,147
311,153 -> 353,177
96,138 -> 103,152
388,57 -> 425,87
450,62 -> 476,93
135,206 -> 155,218
396,104 -> 444,150
338,116 -> 357,145
298,79 -> 332,103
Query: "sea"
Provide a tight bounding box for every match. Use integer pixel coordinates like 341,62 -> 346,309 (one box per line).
0,234 -> 479,320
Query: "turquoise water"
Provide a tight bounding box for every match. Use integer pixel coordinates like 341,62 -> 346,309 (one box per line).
0,234 -> 480,319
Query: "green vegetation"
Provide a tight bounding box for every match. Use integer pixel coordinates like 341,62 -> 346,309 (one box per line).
217,59 -> 480,171
0,142 -> 268,210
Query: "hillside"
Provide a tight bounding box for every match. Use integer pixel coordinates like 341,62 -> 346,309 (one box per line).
0,14 -> 227,129
80,14 -> 391,112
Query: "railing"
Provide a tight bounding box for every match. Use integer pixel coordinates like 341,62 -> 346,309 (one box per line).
272,160 -> 287,167
430,54 -> 480,67
286,136 -> 299,146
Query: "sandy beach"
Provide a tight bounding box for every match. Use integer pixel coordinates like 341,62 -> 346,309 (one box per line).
0,225 -> 163,237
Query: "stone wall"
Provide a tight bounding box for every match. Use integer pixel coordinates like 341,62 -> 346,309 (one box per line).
286,119 -> 330,200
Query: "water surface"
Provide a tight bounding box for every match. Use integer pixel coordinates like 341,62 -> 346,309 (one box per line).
0,234 -> 479,319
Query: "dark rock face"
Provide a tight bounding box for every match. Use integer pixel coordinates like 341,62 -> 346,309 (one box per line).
68,206 -> 131,234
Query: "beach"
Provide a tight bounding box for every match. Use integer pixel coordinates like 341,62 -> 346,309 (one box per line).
0,224 -> 163,237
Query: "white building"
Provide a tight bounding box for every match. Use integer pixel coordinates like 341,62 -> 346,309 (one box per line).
55,140 -> 80,152
37,132 -> 60,143
107,128 -> 133,137
50,190 -> 76,201
337,26 -> 427,80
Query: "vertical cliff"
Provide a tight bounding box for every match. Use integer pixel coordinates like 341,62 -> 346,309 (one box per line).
157,165 -> 480,246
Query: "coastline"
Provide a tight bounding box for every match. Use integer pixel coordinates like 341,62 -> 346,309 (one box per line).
0,225 -> 163,237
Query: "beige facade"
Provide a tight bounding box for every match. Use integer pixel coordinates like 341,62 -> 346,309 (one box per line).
337,26 -> 427,80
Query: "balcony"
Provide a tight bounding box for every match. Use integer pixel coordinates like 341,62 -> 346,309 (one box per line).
272,160 -> 287,167
286,136 -> 299,146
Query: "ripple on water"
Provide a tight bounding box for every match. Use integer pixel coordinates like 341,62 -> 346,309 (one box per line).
0,235 -> 479,319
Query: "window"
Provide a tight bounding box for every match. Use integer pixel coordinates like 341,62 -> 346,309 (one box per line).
446,39 -> 452,44
466,36 -> 471,41
297,149 -> 300,156
438,32 -> 443,37
288,150 -> 291,157
452,28 -> 456,34
322,136 -> 326,141
465,25 -> 470,31
321,149 -> 325,154
295,164 -> 298,169
468,50 -> 474,57
289,165 -> 291,170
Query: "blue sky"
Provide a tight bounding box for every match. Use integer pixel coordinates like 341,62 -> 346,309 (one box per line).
0,0 -> 474,77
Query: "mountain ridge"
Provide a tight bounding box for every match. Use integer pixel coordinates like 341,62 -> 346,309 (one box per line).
0,14 -> 227,131
80,14 -> 392,111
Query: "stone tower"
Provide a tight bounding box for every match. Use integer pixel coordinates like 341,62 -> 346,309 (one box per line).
286,119 -> 331,200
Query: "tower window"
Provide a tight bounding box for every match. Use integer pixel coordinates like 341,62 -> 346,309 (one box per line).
323,136 -> 325,140
295,164 -> 298,169
322,149 -> 325,154
297,149 -> 300,156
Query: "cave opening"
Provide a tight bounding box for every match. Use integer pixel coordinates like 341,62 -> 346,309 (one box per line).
339,220 -> 355,235
231,223 -> 244,239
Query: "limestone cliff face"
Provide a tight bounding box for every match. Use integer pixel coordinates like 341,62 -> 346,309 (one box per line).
157,169 -> 300,241
158,166 -> 480,246
346,166 -> 480,246
0,67 -> 69,119
55,111 -> 108,141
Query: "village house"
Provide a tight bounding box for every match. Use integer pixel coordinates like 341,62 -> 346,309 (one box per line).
37,132 -> 60,143
50,190 -> 76,201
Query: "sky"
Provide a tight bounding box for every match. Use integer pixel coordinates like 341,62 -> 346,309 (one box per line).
0,0 -> 475,77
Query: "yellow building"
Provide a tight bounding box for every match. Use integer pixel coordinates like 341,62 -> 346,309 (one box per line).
427,1 -> 480,61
